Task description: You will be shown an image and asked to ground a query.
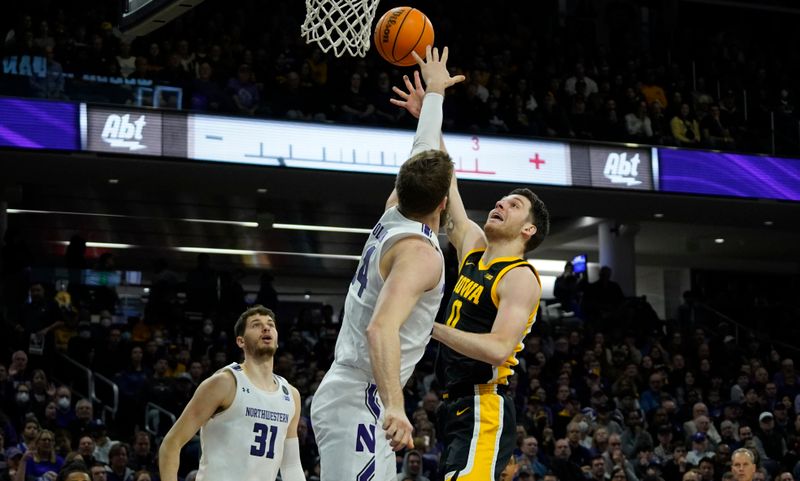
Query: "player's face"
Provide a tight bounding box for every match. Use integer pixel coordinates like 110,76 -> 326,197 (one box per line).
240,314 -> 278,357
484,194 -> 535,242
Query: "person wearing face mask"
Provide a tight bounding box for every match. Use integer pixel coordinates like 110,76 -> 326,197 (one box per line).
54,386 -> 75,429
9,384 -> 34,429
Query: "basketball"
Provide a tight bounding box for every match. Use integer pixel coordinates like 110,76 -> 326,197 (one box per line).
373,7 -> 434,67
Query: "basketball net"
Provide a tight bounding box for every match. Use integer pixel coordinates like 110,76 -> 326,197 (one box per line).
301,0 -> 380,57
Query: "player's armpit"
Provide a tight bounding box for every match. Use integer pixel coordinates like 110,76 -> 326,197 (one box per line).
445,172 -> 486,261
158,371 -> 236,481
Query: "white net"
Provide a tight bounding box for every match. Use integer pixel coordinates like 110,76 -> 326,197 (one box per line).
301,0 -> 381,57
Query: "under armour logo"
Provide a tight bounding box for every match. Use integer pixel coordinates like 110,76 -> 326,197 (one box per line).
242,387 -> 251,393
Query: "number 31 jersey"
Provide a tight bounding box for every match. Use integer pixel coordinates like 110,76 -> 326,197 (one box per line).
334,206 -> 444,386
197,363 -> 295,481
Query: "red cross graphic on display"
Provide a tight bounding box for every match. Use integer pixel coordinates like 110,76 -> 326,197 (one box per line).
529,153 -> 546,169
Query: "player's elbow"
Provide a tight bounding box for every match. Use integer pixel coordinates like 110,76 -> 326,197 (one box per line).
487,339 -> 515,366
487,350 -> 510,367
365,322 -> 384,347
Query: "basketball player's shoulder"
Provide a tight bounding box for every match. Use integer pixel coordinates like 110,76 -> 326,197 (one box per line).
391,235 -> 441,266
497,264 -> 540,302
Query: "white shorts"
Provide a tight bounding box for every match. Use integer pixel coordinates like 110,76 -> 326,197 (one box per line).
310,362 -> 396,481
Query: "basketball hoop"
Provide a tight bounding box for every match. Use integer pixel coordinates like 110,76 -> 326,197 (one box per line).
301,0 -> 381,58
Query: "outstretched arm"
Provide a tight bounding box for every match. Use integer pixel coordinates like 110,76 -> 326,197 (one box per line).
159,372 -> 235,481
433,267 -> 539,365
385,46 -> 465,211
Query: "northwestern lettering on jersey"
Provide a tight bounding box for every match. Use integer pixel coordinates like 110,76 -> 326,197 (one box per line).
245,406 -> 289,423
453,274 -> 484,304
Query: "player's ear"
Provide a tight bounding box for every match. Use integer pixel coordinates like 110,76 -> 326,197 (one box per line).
521,223 -> 537,240
438,195 -> 448,213
235,335 -> 245,349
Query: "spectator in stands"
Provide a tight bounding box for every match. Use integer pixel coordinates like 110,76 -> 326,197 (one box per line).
227,64 -> 259,116
339,72 -> 374,123
67,399 -> 93,445
77,436 -> 97,468
17,429 -> 63,481
15,419 -> 39,453
535,91 -> 574,138
582,266 -> 625,324
116,41 -> 136,78
89,463 -> 107,481
565,63 -> 599,98
671,103 -> 701,147
701,105 -> 736,149
551,438 -> 585,481
90,420 -> 115,465
757,411 -> 787,470
569,96 -> 596,139
396,450 -> 429,481
127,432 -> 154,474
106,443 -> 133,481
595,98 -> 625,142
687,432 -> 714,465
640,71 -> 668,110
625,101 -> 654,143
518,435 -> 548,477
621,409 -> 653,459
554,262 -> 581,312
566,422 -> 593,468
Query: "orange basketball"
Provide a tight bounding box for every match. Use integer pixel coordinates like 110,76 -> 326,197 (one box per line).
373,7 -> 434,67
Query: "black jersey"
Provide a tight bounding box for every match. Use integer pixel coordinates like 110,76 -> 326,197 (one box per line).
436,249 -> 541,389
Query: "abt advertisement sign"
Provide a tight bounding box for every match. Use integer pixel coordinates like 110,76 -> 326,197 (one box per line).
87,106 -> 162,155
570,145 -> 654,190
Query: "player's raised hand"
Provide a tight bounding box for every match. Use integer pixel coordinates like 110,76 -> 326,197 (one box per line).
411,45 -> 465,95
382,406 -> 415,451
390,71 -> 425,118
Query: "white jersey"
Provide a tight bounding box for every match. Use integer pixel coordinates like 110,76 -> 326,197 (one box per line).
197,363 -> 295,481
334,206 -> 444,385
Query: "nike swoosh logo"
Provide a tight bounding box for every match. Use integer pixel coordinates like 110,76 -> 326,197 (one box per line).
465,262 -> 475,266
456,407 -> 470,416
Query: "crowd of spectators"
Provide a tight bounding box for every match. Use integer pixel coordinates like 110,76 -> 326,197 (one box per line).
1,0 -> 800,155
2,231 -> 800,481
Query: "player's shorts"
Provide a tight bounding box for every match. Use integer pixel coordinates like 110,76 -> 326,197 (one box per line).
310,362 -> 395,481
439,384 -> 516,481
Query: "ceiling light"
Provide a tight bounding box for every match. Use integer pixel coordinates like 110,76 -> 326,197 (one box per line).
654,213 -> 664,218
764,220 -> 773,226
714,238 -> 725,244
9,209 -> 370,233
108,179 -> 119,184
272,223 -> 372,234
175,246 -> 360,260
180,218 -> 259,228
56,241 -> 133,249
257,188 -> 268,194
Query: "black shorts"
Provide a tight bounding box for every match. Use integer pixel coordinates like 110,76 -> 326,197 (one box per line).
438,385 -> 516,481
